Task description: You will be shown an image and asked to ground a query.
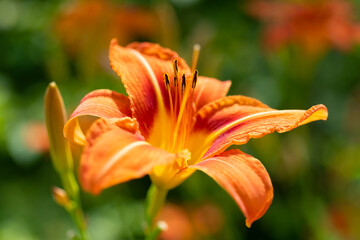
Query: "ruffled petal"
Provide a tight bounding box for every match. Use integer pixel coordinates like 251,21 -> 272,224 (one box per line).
188,96 -> 328,160
109,40 -> 190,138
194,76 -> 232,110
190,149 -> 273,227
80,117 -> 176,194
64,89 -> 131,145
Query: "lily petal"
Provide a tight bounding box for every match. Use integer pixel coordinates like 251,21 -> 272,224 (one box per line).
190,149 -> 273,227
80,117 -> 176,194
194,76 -> 232,110
109,40 -> 190,138
64,89 -> 131,146
190,96 -> 328,159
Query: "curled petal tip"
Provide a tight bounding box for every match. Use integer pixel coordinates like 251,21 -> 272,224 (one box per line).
318,104 -> 329,120
299,104 -> 329,126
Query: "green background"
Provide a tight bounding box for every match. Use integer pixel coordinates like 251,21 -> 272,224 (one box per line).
0,0 -> 359,239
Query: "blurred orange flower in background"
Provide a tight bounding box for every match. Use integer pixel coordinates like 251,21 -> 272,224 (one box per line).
157,203 -> 224,240
325,202 -> 360,239
191,203 -> 224,236
157,204 -> 194,240
22,122 -> 49,153
55,0 -> 161,55
54,0 -> 165,76
247,0 -> 360,56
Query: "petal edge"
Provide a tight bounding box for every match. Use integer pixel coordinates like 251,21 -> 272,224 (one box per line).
64,89 -> 131,145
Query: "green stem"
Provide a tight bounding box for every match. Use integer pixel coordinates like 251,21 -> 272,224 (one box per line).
70,206 -> 88,240
145,184 -> 168,239
61,172 -> 89,240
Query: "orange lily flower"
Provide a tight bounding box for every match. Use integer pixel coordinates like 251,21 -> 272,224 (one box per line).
64,40 -> 328,227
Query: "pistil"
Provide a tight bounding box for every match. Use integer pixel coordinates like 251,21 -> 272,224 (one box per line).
191,44 -> 201,72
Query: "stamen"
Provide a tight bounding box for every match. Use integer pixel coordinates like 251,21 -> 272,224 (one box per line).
173,59 -> 178,87
164,74 -> 170,90
173,59 -> 179,120
191,70 -> 198,89
165,73 -> 174,145
181,74 -> 186,94
191,44 -> 201,72
173,73 -> 191,151
168,55 -> 201,152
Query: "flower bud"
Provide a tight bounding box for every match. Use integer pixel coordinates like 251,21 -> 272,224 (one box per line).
44,82 -> 73,174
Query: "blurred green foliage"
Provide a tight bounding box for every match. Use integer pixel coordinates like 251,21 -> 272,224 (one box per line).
0,0 -> 360,239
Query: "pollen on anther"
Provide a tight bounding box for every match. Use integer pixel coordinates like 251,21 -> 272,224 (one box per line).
192,70 -> 198,89
173,59 -> 179,87
164,74 -> 171,90
181,74 -> 186,94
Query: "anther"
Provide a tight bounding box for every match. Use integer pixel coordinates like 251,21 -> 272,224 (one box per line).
164,74 -> 170,90
181,74 -> 186,94
173,59 -> 179,87
191,70 -> 198,89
